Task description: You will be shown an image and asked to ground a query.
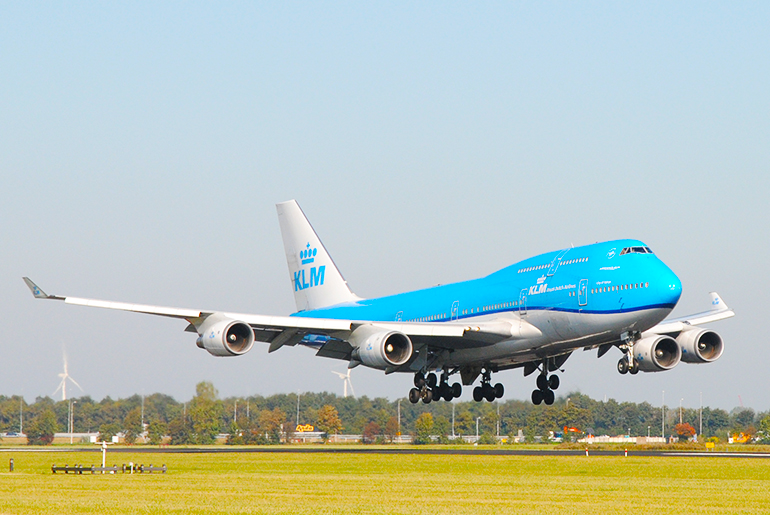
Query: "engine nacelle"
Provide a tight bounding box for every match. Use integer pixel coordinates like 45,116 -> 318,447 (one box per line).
677,328 -> 724,363
350,325 -> 413,369
635,335 -> 681,372
195,316 -> 255,357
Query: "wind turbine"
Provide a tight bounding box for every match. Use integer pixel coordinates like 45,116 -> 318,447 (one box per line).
53,347 -> 83,401
331,369 -> 355,398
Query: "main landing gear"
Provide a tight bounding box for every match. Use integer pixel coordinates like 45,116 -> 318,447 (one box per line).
408,371 -> 462,404
472,369 -> 504,403
531,359 -> 559,405
616,332 -> 640,375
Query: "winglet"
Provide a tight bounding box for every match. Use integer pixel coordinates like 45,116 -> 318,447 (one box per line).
709,292 -> 729,312
22,277 -> 64,300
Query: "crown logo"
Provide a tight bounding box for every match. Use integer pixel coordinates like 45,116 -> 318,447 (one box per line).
300,243 -> 317,265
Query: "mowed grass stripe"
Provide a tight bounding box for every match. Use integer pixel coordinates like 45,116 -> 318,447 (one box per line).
0,450 -> 768,514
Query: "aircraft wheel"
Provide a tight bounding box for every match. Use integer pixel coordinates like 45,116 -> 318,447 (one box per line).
452,382 -> 462,398
536,374 -> 548,391
414,372 -> 426,388
484,385 -> 496,402
494,383 -> 504,399
427,373 -> 438,388
548,375 -> 560,390
531,389 -> 543,405
629,361 -> 639,375
431,387 -> 442,402
473,386 -> 483,402
617,359 -> 629,375
422,389 -> 433,404
544,389 -> 555,405
408,388 -> 421,404
443,389 -> 454,402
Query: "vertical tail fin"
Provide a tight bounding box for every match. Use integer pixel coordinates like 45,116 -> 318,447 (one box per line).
276,200 -> 360,311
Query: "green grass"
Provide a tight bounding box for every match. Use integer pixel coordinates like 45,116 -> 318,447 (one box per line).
1,448 -> 769,514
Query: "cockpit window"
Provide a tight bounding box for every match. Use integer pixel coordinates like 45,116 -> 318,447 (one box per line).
620,246 -> 653,255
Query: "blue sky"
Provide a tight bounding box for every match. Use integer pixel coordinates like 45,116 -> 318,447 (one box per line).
1,2 -> 768,410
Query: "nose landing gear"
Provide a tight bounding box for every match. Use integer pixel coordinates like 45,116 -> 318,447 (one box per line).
617,332 -> 640,375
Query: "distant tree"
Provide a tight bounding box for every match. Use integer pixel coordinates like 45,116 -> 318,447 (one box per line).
383,416 -> 399,442
189,381 -> 223,444
167,416 -> 193,445
455,411 -> 474,436
362,421 -> 380,444
147,420 -> 167,445
226,420 -> 243,445
98,422 -> 121,443
26,410 -> 58,445
123,407 -> 143,445
674,423 -> 696,442
413,413 -> 434,445
433,415 -> 451,444
316,405 -> 342,441
256,408 -> 286,443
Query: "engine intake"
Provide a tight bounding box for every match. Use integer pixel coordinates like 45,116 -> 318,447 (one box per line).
196,317 -> 255,357
635,335 -> 681,372
350,325 -> 413,369
677,329 -> 724,363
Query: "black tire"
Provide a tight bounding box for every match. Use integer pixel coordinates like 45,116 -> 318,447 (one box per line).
414,372 -> 426,388
408,388 -> 421,404
443,389 -> 454,402
431,387 -> 441,402
494,383 -> 504,399
531,389 -> 543,405
536,374 -> 548,391
422,389 -> 433,404
473,386 -> 483,402
544,389 -> 555,405
484,385 -> 496,402
617,358 -> 629,375
629,361 -> 639,375
452,382 -> 462,398
427,373 -> 438,388
548,375 -> 560,390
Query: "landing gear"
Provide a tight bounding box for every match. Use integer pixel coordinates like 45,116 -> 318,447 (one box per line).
617,331 -> 640,376
531,358 -> 559,406
409,371 -> 462,404
472,369 -> 504,403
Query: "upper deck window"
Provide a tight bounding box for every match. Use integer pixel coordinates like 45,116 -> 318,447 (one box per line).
620,246 -> 653,256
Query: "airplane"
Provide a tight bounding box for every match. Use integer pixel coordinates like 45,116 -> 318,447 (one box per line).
24,200 -> 734,406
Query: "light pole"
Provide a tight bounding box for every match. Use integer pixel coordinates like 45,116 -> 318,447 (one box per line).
661,390 -> 665,438
451,403 -> 455,438
679,398 -> 683,425
69,400 -> 77,444
699,392 -> 703,438
476,417 -> 481,439
647,425 -> 651,438
397,399 -> 401,438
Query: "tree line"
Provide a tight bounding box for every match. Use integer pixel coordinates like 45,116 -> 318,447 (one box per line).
1,383 -> 768,445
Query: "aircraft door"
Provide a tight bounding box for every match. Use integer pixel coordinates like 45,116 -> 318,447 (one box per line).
578,279 -> 588,307
451,301 -> 459,320
519,289 -> 528,316
547,249 -> 570,277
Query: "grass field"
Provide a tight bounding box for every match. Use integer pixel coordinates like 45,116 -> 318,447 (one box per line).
1,447 -> 769,514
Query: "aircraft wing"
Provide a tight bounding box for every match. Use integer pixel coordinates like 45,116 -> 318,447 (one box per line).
645,291 -> 734,335
23,278 -> 540,358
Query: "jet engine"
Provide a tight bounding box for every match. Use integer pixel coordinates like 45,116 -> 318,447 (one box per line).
677,328 -> 724,363
350,325 -> 413,369
195,316 -> 255,357
635,335 -> 681,372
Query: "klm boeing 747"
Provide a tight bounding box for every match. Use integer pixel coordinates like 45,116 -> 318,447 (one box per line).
24,200 -> 734,405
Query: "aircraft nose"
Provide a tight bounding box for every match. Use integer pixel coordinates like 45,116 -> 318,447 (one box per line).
660,267 -> 682,307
